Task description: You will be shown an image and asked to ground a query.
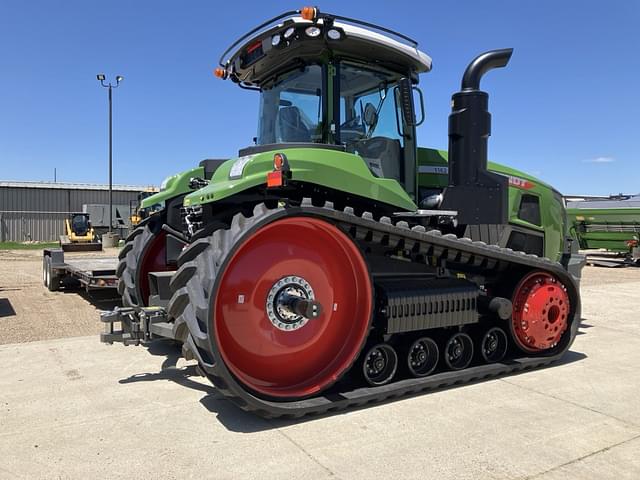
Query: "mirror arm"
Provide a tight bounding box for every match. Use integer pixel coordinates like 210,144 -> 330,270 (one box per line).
413,87 -> 426,126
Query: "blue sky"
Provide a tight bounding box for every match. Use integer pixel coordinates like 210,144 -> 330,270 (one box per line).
0,0 -> 637,195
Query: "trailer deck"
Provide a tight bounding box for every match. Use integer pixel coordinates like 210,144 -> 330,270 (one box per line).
43,248 -> 118,291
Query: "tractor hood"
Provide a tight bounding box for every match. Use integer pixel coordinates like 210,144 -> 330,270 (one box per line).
141,166 -> 204,209
183,147 -> 416,212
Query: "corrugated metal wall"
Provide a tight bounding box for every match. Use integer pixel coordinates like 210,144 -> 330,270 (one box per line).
0,186 -> 142,242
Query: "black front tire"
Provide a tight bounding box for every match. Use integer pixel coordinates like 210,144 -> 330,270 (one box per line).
116,215 -> 163,307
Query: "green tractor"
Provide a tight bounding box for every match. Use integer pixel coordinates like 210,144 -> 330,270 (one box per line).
107,7 -> 584,417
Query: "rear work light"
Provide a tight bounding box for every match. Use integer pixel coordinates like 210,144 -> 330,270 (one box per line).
267,171 -> 283,188
267,153 -> 290,188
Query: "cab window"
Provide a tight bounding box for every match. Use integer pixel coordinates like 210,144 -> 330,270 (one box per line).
518,194 -> 541,226
339,64 -> 403,182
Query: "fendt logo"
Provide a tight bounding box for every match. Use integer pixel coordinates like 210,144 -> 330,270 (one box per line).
508,175 -> 535,190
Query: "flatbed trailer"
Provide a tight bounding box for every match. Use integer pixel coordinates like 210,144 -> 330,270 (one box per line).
42,248 -> 118,292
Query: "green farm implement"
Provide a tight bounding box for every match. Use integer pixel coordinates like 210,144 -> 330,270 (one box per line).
567,194 -> 640,266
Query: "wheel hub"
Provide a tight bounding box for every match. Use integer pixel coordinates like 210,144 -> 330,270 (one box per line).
266,276 -> 316,331
449,340 -> 462,360
485,333 -> 498,354
512,271 -> 570,352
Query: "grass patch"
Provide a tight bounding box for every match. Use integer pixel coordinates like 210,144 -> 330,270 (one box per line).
0,241 -> 59,250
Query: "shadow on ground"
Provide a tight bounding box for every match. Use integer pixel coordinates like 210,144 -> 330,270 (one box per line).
59,281 -> 122,311
0,298 -> 16,317
117,334 -> 589,433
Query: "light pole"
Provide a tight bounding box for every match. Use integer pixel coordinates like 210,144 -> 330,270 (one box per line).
96,73 -> 123,234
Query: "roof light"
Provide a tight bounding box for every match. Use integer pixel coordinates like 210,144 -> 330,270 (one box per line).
327,29 -> 342,40
214,67 -> 228,79
271,34 -> 282,47
300,6 -> 317,21
284,27 -> 295,39
305,26 -> 321,38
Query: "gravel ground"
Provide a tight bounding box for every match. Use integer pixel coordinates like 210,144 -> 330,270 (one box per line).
0,248 -> 122,345
0,248 -> 638,345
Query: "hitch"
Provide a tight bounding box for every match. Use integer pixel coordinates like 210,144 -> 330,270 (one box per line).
100,306 -> 173,346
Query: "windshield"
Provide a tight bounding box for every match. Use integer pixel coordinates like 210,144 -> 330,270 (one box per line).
257,65 -> 323,145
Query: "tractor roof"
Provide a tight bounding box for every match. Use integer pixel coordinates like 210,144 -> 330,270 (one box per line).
217,8 -> 432,88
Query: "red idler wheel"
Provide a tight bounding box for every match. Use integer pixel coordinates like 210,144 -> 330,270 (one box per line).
511,271 -> 570,353
138,230 -> 172,306
213,216 -> 372,399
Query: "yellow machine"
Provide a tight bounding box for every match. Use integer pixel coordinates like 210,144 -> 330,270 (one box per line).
129,189 -> 159,227
60,213 -> 102,252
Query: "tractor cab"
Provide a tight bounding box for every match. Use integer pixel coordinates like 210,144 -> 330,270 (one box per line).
216,7 -> 431,199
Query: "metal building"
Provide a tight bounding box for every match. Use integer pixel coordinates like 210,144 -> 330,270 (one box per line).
0,181 -> 158,242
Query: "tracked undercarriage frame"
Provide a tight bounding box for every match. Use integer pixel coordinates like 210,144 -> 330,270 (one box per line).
102,199 -> 583,419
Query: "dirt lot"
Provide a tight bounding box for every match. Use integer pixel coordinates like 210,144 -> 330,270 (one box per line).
1,250 -> 639,479
0,248 -> 121,345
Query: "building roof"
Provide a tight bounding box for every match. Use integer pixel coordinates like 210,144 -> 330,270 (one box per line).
0,180 -> 159,192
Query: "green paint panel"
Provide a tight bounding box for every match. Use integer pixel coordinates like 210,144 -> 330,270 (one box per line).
168,145 -> 566,261
417,148 -> 565,261
184,148 -> 416,211
141,166 -> 204,208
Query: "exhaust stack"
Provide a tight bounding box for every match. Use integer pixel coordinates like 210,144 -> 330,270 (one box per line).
440,49 -> 513,225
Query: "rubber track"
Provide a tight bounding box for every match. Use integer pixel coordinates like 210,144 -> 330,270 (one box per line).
167,200 -> 581,419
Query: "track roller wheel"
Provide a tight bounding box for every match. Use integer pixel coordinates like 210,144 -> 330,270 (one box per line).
443,332 -> 473,370
362,343 -> 398,386
480,327 -> 508,363
511,271 -> 570,353
406,337 -> 439,377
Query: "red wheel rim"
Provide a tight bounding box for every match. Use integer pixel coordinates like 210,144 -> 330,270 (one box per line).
511,271 -> 570,352
213,216 -> 372,399
138,230 -> 172,306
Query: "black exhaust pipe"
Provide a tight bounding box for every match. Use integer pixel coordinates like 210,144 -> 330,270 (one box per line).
440,49 -> 513,225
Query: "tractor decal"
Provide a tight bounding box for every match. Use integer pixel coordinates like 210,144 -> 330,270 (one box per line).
508,175 -> 535,190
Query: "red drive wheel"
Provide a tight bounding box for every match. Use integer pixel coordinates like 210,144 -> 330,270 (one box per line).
511,271 -> 570,353
138,230 -> 172,305
213,216 -> 372,399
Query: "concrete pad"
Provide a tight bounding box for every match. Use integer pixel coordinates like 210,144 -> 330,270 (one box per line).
0,338 -> 331,480
1,333 -> 640,480
535,436 -> 640,480
1,262 -> 640,479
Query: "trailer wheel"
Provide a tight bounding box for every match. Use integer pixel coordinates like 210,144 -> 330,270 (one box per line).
117,217 -> 173,307
44,255 -> 61,292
